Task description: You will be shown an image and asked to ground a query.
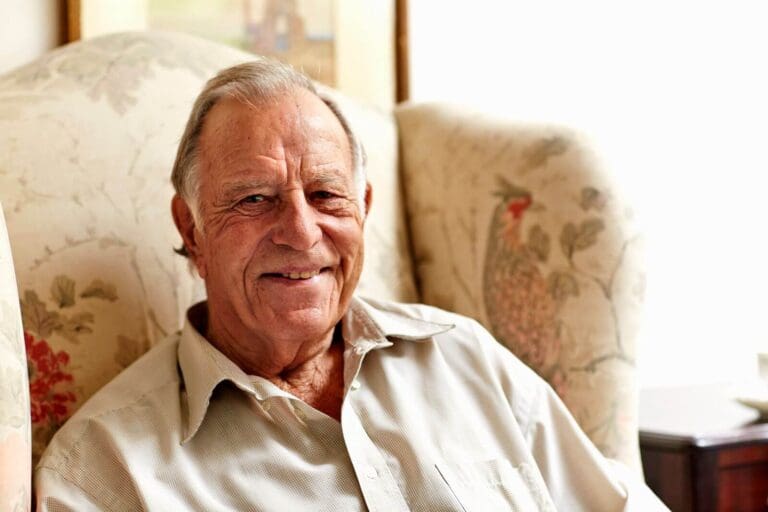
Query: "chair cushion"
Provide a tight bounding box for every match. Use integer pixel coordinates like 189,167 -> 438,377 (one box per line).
0,31 -> 414,464
396,104 -> 643,470
0,203 -> 31,512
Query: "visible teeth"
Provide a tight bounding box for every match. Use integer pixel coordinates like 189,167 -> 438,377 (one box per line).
282,270 -> 319,280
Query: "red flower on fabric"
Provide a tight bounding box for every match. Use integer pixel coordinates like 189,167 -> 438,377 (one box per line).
506,195 -> 532,220
24,332 -> 77,425
501,196 -> 533,249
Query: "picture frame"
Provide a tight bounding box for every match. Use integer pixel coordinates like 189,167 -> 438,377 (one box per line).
64,0 -> 408,107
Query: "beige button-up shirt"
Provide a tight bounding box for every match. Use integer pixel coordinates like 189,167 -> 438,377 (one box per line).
35,297 -> 666,511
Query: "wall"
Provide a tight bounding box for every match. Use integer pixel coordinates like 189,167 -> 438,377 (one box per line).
335,0 -> 395,110
80,0 -> 147,38
0,1 -> 62,74
409,0 -> 768,388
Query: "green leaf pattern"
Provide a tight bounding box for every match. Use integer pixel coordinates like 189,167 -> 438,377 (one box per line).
547,271 -> 580,301
560,219 -> 605,260
521,136 -> 569,170
21,291 -> 61,339
527,225 -> 550,262
81,279 -> 118,302
580,187 -> 607,212
22,276 -> 117,343
51,275 -> 76,309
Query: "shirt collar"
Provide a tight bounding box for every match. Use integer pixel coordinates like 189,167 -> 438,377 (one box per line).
177,302 -> 257,443
347,296 -> 455,343
177,297 -> 454,443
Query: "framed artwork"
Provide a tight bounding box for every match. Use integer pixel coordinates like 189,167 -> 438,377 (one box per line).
64,0 -> 408,107
149,0 -> 336,87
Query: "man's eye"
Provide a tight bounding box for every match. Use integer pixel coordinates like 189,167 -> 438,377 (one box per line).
312,191 -> 336,200
241,194 -> 265,204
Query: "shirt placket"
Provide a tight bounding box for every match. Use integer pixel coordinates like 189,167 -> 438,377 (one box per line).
340,341 -> 410,512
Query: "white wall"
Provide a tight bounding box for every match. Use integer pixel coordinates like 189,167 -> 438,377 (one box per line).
409,0 -> 768,388
336,0 -> 395,109
0,0 -> 62,74
80,0 -> 148,38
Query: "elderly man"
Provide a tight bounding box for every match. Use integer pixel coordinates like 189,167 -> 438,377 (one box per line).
35,61 -> 666,511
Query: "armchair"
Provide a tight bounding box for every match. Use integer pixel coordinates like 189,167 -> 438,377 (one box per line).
0,31 -> 643,510
0,207 -> 30,512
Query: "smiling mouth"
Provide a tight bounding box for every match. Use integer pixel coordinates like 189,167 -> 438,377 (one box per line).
262,268 -> 330,280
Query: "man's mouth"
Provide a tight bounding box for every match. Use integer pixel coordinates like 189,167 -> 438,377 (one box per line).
262,268 -> 329,280
280,270 -> 320,280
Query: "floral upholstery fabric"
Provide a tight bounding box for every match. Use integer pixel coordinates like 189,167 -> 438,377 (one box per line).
0,31 -> 414,466
396,104 -> 644,471
0,204 -> 31,512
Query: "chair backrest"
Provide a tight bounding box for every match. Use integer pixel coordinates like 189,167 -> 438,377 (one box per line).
0,203 -> 31,512
396,103 -> 644,470
0,31 -> 415,466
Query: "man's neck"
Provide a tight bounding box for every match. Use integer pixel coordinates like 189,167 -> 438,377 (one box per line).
267,338 -> 346,421
198,308 -> 346,421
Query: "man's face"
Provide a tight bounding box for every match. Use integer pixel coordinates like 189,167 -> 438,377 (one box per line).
175,89 -> 369,355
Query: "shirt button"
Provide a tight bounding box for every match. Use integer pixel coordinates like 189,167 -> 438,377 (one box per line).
350,380 -> 361,391
364,465 -> 378,479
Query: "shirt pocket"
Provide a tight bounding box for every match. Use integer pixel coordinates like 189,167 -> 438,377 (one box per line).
435,458 -> 556,512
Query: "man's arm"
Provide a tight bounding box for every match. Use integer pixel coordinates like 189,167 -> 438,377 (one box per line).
35,467 -> 112,512
470,320 -> 669,511
523,377 -> 668,511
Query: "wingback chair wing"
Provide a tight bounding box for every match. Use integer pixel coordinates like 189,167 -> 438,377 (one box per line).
0,204 -> 31,512
396,105 -> 644,468
0,31 -> 643,508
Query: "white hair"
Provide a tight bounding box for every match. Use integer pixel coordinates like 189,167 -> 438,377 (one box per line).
171,60 -> 367,250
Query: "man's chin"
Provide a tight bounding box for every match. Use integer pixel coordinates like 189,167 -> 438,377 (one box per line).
268,307 -> 338,343
247,279 -> 347,339
257,297 -> 339,328
277,305 -> 330,321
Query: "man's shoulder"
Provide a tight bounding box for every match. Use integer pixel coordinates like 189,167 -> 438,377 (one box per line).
357,296 -> 548,426
357,296 -> 545,386
37,333 -> 184,470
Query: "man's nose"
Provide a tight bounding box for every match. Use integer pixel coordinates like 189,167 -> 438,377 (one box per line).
270,193 -> 323,250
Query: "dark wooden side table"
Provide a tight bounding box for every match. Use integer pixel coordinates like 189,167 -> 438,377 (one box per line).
640,384 -> 768,512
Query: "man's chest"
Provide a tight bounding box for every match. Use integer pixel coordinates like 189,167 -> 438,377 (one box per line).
154,359 -> 554,512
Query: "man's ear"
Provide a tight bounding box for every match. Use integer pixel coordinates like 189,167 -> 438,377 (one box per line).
171,195 -> 207,278
364,182 -> 372,218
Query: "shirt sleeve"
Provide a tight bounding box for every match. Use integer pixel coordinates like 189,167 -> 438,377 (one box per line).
35,467 -> 110,512
470,320 -> 669,512
525,379 -> 668,511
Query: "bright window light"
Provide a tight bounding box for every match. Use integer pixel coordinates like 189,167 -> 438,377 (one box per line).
409,0 -> 768,388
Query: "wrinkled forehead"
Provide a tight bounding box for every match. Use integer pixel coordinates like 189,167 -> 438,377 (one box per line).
199,90 -> 353,173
